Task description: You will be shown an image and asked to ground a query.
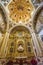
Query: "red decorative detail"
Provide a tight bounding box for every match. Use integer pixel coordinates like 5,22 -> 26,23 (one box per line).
6,60 -> 14,65
19,59 -> 23,65
31,58 -> 37,65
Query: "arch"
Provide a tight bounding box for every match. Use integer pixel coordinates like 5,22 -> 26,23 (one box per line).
32,3 -> 43,56
33,3 -> 43,33
0,2 -> 9,58
5,25 -> 35,60
9,25 -> 31,34
0,2 -> 9,32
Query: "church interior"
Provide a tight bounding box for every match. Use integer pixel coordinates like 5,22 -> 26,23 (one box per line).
0,0 -> 43,65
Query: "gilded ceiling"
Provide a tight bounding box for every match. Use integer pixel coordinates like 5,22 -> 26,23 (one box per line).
8,0 -> 34,24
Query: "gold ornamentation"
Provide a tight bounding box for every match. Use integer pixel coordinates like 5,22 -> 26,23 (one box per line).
8,0 -> 34,23
6,26 -> 34,58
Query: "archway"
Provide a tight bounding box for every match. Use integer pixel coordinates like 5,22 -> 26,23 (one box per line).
5,25 -> 35,65
33,3 -> 43,57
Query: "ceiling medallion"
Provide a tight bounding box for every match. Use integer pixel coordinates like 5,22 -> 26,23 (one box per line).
8,0 -> 34,24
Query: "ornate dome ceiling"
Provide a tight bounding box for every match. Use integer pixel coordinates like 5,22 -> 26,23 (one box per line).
8,0 -> 34,24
